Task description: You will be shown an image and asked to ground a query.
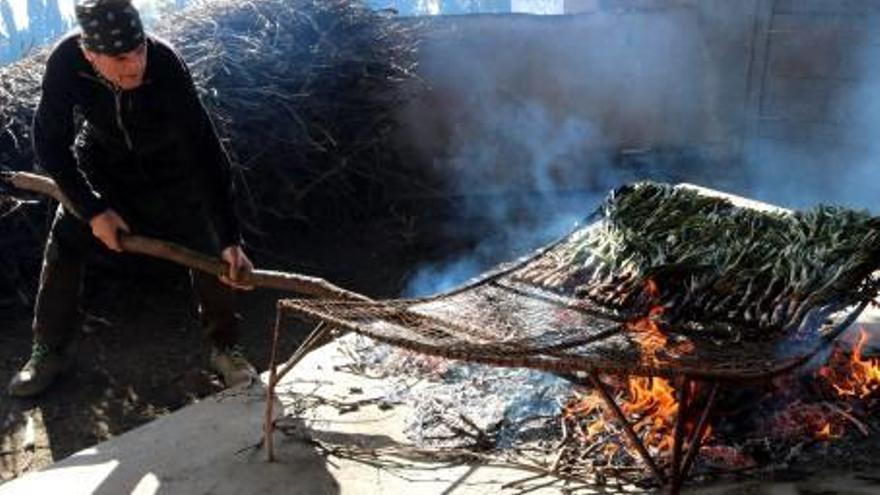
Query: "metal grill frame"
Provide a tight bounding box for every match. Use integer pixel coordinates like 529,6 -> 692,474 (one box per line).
261,185 -> 872,493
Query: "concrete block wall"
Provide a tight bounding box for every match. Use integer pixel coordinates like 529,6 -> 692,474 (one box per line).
393,1 -> 758,195
744,0 -> 880,205
392,0 -> 878,204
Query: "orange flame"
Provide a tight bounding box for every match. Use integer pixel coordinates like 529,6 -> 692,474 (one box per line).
622,376 -> 679,452
559,279 -> 712,460
815,422 -> 838,441
627,279 -> 668,354
562,377 -> 712,459
819,328 -> 880,399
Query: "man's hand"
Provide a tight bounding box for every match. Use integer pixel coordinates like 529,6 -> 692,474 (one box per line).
220,245 -> 254,290
89,209 -> 130,252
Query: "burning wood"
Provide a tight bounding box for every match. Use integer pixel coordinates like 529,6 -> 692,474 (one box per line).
560,376 -> 692,466
764,400 -> 846,441
819,328 -> 880,400
552,327 -> 879,484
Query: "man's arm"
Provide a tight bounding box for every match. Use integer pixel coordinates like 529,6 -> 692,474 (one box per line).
168,48 -> 242,251
167,46 -> 251,287
32,45 -> 108,221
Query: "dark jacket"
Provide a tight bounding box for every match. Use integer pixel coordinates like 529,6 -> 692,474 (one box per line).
32,32 -> 241,253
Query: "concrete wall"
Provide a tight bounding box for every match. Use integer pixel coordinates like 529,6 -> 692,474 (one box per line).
743,0 -> 880,205
393,1 -> 760,195
392,0 -> 879,206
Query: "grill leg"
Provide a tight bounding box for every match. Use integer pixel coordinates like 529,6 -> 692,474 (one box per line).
588,372 -> 666,484
668,377 -> 691,492
273,322 -> 338,386
263,319 -> 338,462
680,382 -> 720,480
264,303 -> 283,462
667,380 -> 720,494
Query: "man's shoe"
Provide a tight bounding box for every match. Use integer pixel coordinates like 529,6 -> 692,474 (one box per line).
210,345 -> 258,388
7,343 -> 70,398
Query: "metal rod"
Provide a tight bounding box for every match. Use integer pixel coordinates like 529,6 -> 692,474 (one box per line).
588,371 -> 666,484
680,382 -> 720,479
264,303 -> 283,462
669,376 -> 690,490
491,279 -> 628,322
271,322 -> 332,387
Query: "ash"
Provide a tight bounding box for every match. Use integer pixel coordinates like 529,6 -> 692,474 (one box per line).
341,334 -> 572,451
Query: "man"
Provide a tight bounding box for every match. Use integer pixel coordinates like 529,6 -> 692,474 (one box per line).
7,0 -> 258,397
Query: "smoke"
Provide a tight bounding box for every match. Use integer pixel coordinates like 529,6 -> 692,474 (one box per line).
398,5 -> 726,297
403,256 -> 483,296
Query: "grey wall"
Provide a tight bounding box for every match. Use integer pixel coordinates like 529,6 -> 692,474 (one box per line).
744,0 -> 880,208
393,1 -> 768,296
393,1 -> 761,197
393,0 -> 880,212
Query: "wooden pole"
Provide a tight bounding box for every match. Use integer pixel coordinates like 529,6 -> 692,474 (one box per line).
1,171 -> 370,301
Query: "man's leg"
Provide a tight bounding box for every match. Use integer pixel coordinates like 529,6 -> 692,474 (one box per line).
190,269 -> 256,387
8,207 -> 87,397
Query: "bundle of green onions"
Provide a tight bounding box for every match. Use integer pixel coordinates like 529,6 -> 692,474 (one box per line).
560,183 -> 880,336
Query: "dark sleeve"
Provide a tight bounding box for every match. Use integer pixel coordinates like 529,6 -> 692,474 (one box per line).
32,46 -> 108,221
167,49 -> 242,249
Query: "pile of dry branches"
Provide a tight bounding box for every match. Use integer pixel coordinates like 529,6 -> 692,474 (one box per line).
151,0 -> 422,225
2,0 -> 421,216
0,56 -> 52,304
0,55 -> 43,170
0,0 -> 422,301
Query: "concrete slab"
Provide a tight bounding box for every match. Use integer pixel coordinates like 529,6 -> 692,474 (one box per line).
1,318 -> 879,495
0,333 -> 592,495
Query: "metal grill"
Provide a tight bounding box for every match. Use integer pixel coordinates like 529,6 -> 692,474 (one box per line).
269,185 -> 872,492
280,220 -> 866,382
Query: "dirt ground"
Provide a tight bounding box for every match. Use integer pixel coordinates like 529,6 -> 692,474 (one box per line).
0,212 -> 460,483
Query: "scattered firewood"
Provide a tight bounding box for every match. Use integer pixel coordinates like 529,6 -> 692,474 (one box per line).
822,401 -> 870,437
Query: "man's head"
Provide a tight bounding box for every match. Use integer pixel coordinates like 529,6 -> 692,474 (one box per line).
75,0 -> 147,90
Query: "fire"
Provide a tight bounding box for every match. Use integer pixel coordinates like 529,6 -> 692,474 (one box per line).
815,422 -> 838,441
627,279 -> 669,354
562,376 -> 711,461
562,391 -> 606,441
627,310 -> 668,349
622,376 -> 679,452
818,328 -> 880,399
558,279 -> 712,466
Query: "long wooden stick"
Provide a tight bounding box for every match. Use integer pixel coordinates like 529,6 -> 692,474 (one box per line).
1,170 -> 369,301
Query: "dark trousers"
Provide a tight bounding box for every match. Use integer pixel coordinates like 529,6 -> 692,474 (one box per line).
32,205 -> 240,351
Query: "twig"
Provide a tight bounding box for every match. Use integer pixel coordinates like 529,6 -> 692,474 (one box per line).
822,401 -> 871,437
